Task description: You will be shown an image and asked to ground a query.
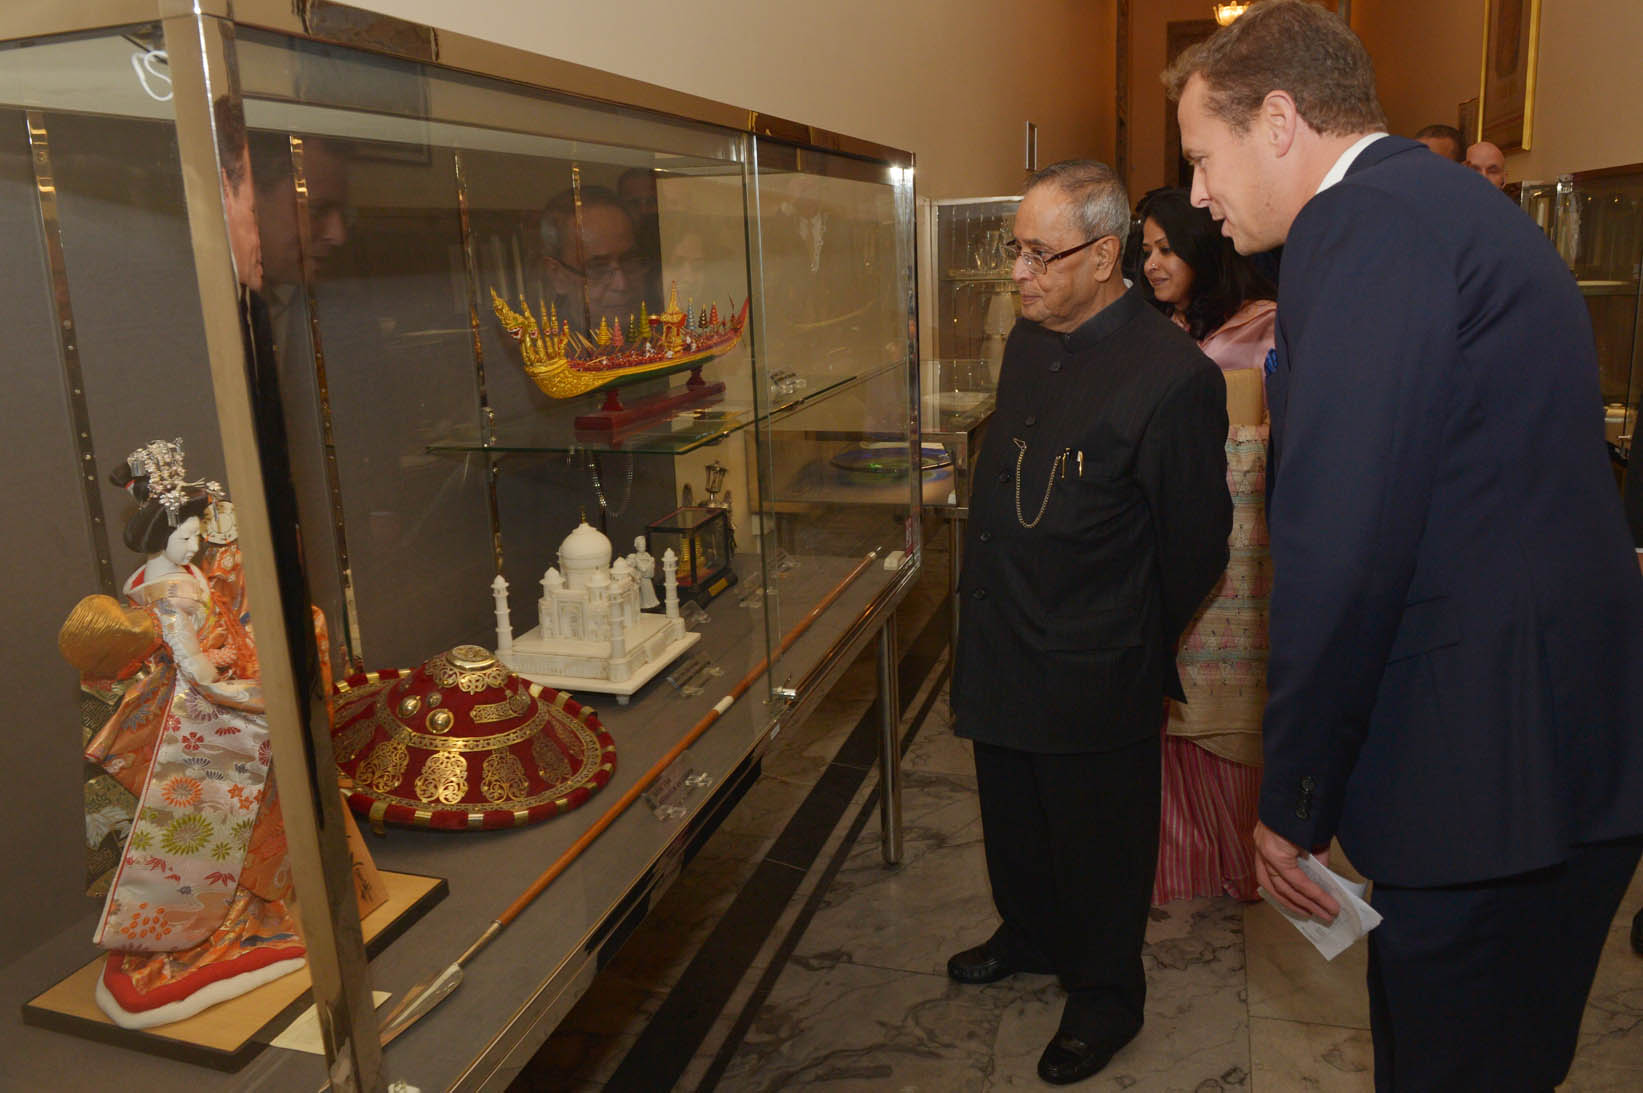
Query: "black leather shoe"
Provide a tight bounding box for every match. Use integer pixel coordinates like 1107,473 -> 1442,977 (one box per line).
1036,1023 -> 1141,1086
1631,907 -> 1643,956
946,942 -> 1019,984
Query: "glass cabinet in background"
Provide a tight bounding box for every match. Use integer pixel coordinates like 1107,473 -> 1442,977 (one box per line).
0,1 -> 919,1088
914,199 -> 1013,645
1519,165 -> 1643,463
919,195 -> 1020,370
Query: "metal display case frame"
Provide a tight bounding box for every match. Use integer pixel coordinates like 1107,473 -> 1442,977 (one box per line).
0,2 -> 921,1089
918,194 -> 1020,366
1518,162 -> 1643,465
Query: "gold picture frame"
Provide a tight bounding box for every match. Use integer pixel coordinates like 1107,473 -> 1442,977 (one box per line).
1478,0 -> 1541,151
1458,98 -> 1480,145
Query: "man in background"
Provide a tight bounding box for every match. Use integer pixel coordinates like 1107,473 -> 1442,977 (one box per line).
214,96 -> 262,292
249,133 -> 352,291
540,185 -> 654,336
949,159 -> 1229,1086
1466,139 -> 1508,188
1414,123 -> 1464,162
1168,1 -> 1643,1087
618,166 -> 660,220
244,129 -> 355,678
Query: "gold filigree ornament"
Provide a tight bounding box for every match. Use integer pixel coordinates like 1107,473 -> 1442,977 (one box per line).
415,750 -> 468,805
427,645 -> 511,693
334,676 -> 392,722
358,737 -> 409,793
532,730 -> 572,785
332,707 -> 378,765
481,749 -> 531,803
548,719 -> 589,769
473,691 -> 531,724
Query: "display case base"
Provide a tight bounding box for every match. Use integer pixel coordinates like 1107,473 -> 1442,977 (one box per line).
21,870 -> 446,1072
677,566 -> 738,608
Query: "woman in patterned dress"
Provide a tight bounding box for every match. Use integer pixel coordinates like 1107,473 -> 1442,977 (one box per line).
1136,188 -> 1276,903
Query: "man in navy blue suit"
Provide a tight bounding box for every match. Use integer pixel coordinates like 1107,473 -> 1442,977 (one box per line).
1168,2 -> 1643,1088
1628,407 -> 1643,958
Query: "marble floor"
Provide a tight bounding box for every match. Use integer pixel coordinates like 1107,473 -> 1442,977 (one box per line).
515,542 -> 1643,1091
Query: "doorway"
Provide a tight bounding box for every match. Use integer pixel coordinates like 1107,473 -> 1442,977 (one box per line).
1163,19 -> 1219,190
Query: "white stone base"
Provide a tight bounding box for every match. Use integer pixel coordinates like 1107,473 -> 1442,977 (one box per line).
500,619 -> 700,705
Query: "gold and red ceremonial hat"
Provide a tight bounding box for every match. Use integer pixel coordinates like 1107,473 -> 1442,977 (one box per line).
331,645 -> 616,830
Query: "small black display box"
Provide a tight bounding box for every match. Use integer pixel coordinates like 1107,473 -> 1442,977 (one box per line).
646,505 -> 737,607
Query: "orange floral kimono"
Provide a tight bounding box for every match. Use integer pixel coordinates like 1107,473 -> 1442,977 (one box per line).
83,542 -> 316,1028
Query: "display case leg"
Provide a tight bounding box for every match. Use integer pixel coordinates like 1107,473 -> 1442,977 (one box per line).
877,615 -> 903,864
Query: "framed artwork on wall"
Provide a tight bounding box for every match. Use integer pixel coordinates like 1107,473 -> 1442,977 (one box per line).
1478,0 -> 1541,151
1458,98 -> 1479,144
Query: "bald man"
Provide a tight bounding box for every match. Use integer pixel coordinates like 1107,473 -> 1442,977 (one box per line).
1466,140 -> 1507,189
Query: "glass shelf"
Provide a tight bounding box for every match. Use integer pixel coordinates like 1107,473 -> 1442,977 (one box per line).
923,390 -> 997,436
941,270 -> 1016,283
426,364 -> 897,456
1579,278 -> 1640,297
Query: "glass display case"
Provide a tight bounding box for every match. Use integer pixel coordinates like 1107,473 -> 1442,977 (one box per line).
919,357 -> 997,648
0,2 -> 919,1088
919,195 -> 1020,369
1517,165 -> 1643,463
914,200 -> 1008,644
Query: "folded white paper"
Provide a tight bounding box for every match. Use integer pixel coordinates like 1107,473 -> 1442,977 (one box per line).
270,990 -> 391,1054
1258,853 -> 1383,961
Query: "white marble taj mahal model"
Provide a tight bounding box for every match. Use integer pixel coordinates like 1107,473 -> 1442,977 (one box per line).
491,517 -> 700,703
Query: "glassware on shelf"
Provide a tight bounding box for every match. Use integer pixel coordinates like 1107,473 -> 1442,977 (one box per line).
929,197 -> 1022,357
1523,164 -> 1643,462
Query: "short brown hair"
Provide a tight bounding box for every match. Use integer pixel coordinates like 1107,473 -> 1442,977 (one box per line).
1163,0 -> 1386,137
1415,123 -> 1465,161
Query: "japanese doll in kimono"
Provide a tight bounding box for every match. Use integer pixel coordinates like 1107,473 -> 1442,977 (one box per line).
68,441 -> 308,1028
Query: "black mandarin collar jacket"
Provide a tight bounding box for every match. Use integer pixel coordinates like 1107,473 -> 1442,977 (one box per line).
952,286 -> 1231,754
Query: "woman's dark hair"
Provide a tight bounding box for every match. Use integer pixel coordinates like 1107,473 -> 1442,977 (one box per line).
1134,187 -> 1274,341
111,460 -> 210,554
121,495 -> 211,555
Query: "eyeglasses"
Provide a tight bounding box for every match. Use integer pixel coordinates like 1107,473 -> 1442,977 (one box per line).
556,251 -> 654,283
1002,236 -> 1101,277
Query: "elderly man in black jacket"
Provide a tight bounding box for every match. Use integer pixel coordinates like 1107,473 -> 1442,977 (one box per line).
948,159 -> 1232,1086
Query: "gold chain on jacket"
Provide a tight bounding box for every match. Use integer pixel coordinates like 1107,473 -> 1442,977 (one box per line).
1013,437 -> 1069,529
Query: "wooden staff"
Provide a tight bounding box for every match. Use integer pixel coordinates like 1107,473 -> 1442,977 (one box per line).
377,549 -> 882,1045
